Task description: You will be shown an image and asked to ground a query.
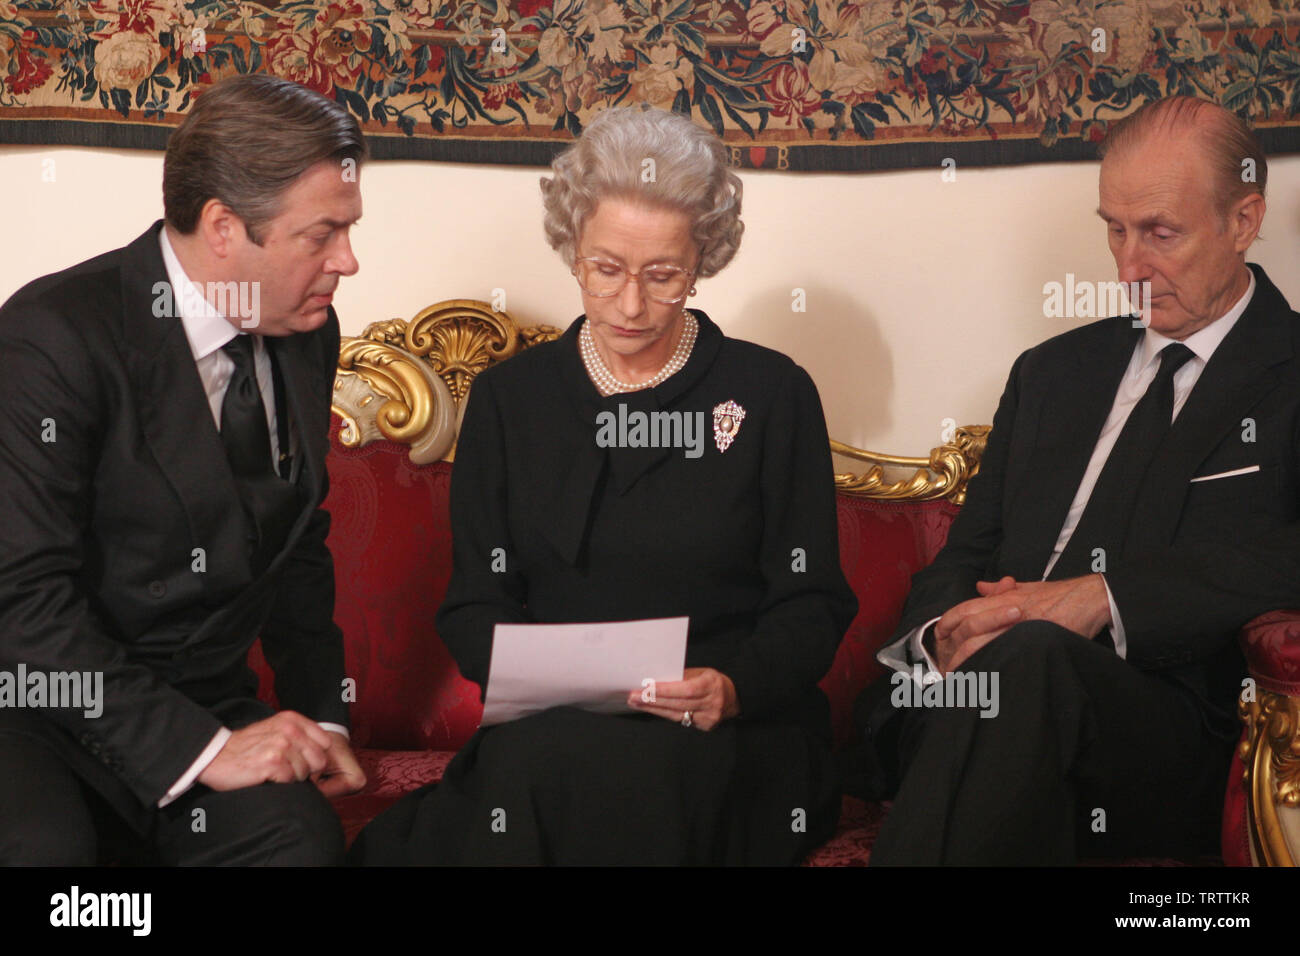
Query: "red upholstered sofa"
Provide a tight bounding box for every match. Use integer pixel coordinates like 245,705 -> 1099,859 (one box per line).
253,300 -> 1300,866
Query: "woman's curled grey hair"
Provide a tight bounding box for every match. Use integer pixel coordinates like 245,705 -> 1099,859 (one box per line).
540,105 -> 744,278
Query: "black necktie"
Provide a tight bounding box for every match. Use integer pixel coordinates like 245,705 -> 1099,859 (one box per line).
1050,342 -> 1196,580
220,335 -> 273,479
220,335 -> 298,574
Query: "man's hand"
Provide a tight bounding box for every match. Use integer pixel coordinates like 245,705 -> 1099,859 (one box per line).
930,574 -> 1112,673
627,667 -> 740,732
312,731 -> 366,798
197,711 -> 335,791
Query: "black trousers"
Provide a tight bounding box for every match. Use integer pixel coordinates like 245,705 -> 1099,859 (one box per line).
860,621 -> 1235,865
0,711 -> 344,866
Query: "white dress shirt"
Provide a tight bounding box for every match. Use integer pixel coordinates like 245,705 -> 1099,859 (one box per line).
156,229 -> 347,807
880,272 -> 1256,685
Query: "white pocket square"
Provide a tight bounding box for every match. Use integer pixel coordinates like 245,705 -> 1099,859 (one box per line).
1190,465 -> 1261,483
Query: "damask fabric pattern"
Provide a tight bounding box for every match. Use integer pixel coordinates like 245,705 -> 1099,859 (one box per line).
249,438 -> 487,752
1241,609 -> 1300,694
827,495 -> 958,743
3,0 -> 1299,169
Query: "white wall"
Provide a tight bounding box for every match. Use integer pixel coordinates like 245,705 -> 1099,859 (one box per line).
4,144 -> 1299,458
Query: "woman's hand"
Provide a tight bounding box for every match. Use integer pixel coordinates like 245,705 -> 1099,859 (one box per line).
626,667 -> 740,731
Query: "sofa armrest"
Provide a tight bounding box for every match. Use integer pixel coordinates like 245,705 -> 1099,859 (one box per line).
1235,609 -> 1300,866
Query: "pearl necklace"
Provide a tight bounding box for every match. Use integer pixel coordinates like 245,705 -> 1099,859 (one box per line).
579,312 -> 698,396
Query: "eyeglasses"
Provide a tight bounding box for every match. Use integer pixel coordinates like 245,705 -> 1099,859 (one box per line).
572,256 -> 697,305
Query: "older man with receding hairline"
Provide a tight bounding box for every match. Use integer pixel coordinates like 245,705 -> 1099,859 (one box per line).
852,96 -> 1300,864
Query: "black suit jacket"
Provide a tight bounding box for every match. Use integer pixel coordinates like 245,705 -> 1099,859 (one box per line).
891,263 -> 1300,738
0,221 -> 348,813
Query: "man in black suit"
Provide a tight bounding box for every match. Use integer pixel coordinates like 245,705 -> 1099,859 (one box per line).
854,96 -> 1300,864
0,74 -> 367,864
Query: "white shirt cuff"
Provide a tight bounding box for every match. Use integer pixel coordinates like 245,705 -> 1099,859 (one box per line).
157,722 -> 349,808
1099,574 -> 1127,658
877,616 -> 944,685
159,727 -> 231,808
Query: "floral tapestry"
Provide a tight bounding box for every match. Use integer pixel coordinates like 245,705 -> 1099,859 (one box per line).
1,0 -> 1298,170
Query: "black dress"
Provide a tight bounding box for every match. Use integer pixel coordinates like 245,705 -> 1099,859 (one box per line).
350,310 -> 858,865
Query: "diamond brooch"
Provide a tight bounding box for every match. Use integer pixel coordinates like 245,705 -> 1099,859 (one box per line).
712,401 -> 746,453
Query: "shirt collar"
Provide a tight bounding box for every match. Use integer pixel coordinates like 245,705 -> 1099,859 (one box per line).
159,226 -> 241,362
1137,268 -> 1255,371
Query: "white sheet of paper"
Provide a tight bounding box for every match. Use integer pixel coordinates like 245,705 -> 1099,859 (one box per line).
481,617 -> 689,727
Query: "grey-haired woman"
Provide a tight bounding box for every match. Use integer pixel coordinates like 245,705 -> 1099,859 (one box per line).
351,105 -> 856,865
